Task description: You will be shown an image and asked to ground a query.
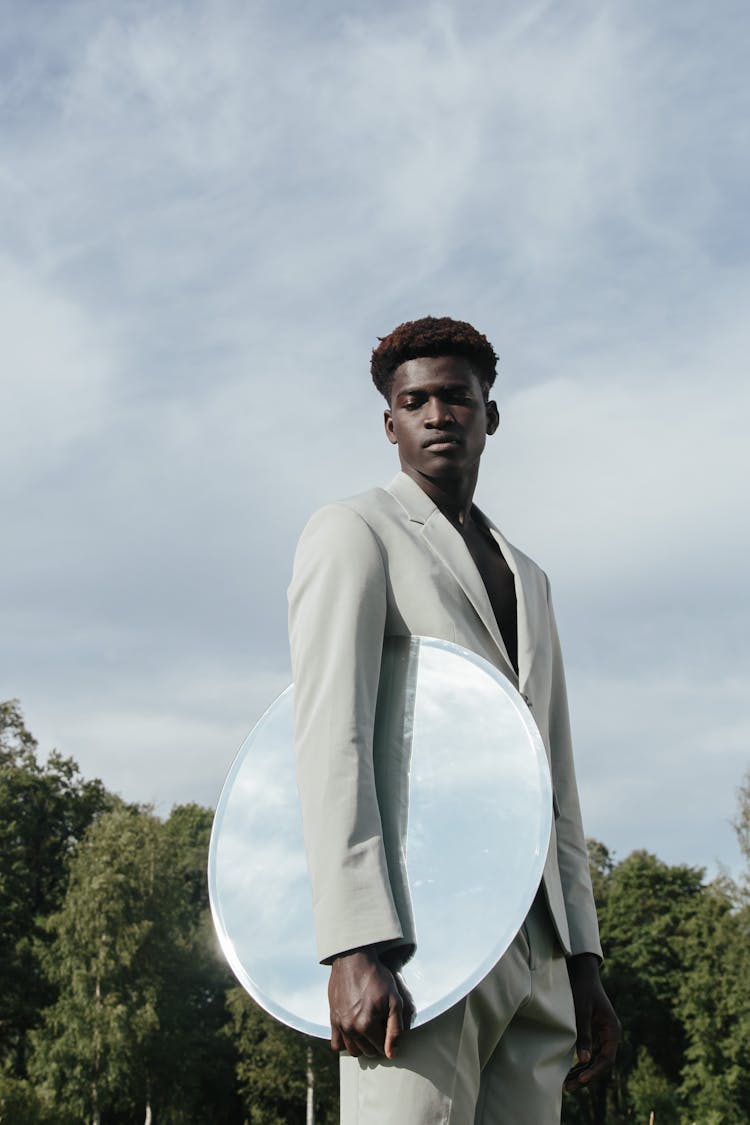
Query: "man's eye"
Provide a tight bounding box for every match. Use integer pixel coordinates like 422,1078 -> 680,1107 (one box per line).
403,400 -> 421,410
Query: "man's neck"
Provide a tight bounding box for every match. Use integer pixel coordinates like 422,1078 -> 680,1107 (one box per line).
400,465 -> 479,528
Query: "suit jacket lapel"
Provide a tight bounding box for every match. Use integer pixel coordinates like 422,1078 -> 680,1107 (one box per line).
386,473 -> 518,682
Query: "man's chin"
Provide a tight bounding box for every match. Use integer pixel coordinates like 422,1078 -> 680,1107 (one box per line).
413,464 -> 466,487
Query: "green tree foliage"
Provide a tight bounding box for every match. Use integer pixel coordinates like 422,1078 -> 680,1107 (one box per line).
601,850 -> 705,1089
0,1072 -> 48,1124
0,700 -> 112,1076
158,804 -> 243,1123
566,854 -> 701,1122
226,987 -> 338,1125
678,887 -> 750,1123
29,805 -> 245,1124
585,839 -> 614,909
30,807 -> 173,1121
732,768 -> 750,906
564,835 -> 750,1125
627,1049 -> 679,1124
1,703 -> 331,1122
670,776 -> 750,1125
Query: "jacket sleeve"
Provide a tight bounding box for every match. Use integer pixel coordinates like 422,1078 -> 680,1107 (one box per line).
546,578 -> 603,959
288,503 -> 404,964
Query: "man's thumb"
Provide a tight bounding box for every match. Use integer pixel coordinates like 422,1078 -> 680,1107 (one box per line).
384,998 -> 403,1059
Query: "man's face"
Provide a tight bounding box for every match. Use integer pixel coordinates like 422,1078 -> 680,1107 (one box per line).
384,355 -> 498,486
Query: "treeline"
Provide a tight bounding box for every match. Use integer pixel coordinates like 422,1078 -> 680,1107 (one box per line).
563,836 -> 750,1124
0,701 -> 337,1124
1,699 -> 748,1124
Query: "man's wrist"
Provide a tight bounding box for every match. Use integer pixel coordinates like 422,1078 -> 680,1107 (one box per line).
331,944 -> 382,966
567,951 -> 600,980
330,942 -> 407,970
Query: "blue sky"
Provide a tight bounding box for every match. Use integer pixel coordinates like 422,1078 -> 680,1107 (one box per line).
2,0 -> 748,880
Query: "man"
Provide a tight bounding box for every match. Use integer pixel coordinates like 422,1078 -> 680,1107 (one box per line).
288,317 -> 618,1123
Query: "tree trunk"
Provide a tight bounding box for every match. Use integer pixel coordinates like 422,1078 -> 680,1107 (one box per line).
92,970 -> 102,1125
306,1043 -> 314,1125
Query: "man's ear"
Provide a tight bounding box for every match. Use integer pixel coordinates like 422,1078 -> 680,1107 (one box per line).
384,409 -> 398,445
485,400 -> 500,435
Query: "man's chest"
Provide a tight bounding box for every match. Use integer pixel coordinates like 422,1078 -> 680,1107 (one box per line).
367,508 -> 520,676
462,522 -> 519,674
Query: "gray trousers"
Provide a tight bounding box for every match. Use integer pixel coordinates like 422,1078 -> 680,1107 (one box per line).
339,894 -> 577,1125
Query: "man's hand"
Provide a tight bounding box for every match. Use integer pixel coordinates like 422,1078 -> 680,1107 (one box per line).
328,947 -> 414,1059
564,953 -> 620,1091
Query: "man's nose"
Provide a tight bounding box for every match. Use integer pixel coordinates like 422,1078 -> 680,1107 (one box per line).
425,397 -> 454,426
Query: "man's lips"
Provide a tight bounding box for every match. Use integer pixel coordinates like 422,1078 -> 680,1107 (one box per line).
422,434 -> 461,448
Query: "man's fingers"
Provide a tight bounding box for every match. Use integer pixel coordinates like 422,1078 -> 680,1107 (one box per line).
566,1016 -> 620,1090
395,972 -> 416,1030
328,953 -> 413,1059
565,1053 -> 609,1090
564,1061 -> 590,1091
333,1017 -> 387,1058
583,1056 -> 613,1083
331,1025 -> 362,1057
331,1020 -> 379,1058
333,1027 -> 372,1058
346,1031 -> 376,1058
574,1011 -> 593,1065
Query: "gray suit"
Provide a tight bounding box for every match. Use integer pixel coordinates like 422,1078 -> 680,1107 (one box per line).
288,471 -> 601,970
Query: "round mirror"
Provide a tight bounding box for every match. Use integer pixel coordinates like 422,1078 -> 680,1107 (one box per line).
209,636 -> 552,1038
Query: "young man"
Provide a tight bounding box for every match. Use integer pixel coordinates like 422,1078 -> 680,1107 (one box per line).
288,317 -> 618,1123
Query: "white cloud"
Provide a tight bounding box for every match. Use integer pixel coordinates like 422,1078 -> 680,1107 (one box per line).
572,667 -> 748,881
480,294 -> 750,597
0,257 -> 114,476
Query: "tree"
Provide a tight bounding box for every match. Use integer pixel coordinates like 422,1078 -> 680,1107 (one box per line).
565,832 -> 750,1125
0,1072 -> 48,1125
226,988 -> 338,1125
627,1048 -> 679,1124
154,804 -> 244,1123
731,768 -> 750,906
29,801 -> 248,1124
677,886 -> 750,1123
564,846 -> 706,1124
600,851 -> 704,1085
585,838 -> 615,909
673,774 -> 750,1123
0,700 -> 112,1076
30,807 -> 176,1123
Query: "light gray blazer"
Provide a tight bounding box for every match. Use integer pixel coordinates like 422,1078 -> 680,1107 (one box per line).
288,471 -> 602,965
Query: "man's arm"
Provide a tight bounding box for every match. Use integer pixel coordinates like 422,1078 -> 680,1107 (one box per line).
545,580 -> 603,957
288,504 -> 408,1054
545,579 -> 620,1084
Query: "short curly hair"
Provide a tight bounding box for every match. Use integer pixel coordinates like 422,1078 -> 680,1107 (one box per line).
371,316 -> 498,402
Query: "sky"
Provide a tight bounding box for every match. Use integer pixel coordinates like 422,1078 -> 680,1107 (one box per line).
1,0 -> 748,883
